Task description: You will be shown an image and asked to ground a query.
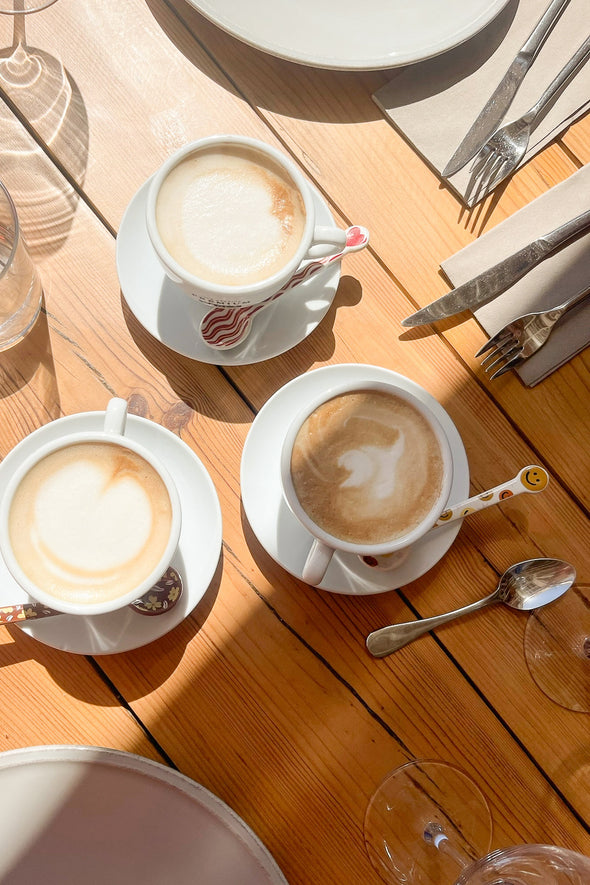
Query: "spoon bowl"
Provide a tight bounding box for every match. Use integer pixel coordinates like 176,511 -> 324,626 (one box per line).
366,558 -> 576,658
496,558 -> 575,611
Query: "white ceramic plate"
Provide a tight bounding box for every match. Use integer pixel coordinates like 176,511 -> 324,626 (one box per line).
241,364 -> 469,594
188,0 -> 510,70
0,412 -> 222,654
0,746 -> 288,885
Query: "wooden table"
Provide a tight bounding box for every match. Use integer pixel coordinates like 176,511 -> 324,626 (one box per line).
0,1 -> 588,880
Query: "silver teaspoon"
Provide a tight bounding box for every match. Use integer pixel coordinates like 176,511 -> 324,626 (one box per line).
366,558 -> 575,658
0,566 -> 183,624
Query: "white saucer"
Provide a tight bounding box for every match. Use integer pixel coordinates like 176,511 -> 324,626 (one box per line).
241,364 -> 469,595
0,746 -> 288,885
116,178 -> 341,366
0,413 -> 222,654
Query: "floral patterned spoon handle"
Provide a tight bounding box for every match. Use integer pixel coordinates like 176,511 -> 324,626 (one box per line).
0,566 -> 182,623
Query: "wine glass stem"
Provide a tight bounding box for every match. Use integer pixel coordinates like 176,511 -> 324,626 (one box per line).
424,823 -> 472,872
11,3 -> 26,50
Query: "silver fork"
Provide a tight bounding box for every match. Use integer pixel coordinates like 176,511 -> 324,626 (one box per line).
475,285 -> 590,379
465,33 -> 590,206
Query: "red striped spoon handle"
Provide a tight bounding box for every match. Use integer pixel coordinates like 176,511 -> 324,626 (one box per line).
199,225 -> 369,350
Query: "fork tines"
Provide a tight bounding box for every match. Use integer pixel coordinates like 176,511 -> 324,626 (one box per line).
465,149 -> 511,207
475,329 -> 511,358
476,332 -> 525,379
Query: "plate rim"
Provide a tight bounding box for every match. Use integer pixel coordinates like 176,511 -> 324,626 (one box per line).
186,0 -> 511,70
0,745 -> 289,884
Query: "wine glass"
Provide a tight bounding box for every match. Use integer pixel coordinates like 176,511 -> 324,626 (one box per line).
0,0 -> 66,118
364,760 -> 590,885
523,584 -> 590,712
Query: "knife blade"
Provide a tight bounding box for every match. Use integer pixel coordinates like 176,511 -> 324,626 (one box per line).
442,0 -> 571,178
401,207 -> 590,327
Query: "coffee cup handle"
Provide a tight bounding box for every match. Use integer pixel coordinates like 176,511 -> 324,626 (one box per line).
103,397 -> 128,436
305,225 -> 348,260
302,539 -> 334,586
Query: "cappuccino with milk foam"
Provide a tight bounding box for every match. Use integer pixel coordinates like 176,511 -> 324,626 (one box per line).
8,441 -> 173,606
290,391 -> 445,546
155,144 -> 306,287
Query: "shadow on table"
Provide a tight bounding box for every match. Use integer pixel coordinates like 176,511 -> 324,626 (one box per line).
146,0 -> 385,124
0,304 -> 60,417
120,274 -> 362,412
0,553 -> 224,703
146,0 -> 516,125
90,551 -> 225,702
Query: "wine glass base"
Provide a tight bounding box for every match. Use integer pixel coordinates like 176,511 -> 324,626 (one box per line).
364,760 -> 493,885
524,587 -> 590,713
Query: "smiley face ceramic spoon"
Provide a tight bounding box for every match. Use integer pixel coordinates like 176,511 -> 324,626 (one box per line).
435,464 -> 549,525
361,465 -> 549,570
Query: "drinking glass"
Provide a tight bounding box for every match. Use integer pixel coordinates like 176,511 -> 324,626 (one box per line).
0,0 -> 64,108
0,179 -> 42,350
364,760 -> 590,885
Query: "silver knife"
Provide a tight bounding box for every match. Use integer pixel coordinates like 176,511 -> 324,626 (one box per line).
442,0 -> 571,178
401,207 -> 590,327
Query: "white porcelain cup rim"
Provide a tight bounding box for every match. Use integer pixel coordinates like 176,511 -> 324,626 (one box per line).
0,398 -> 182,616
280,379 -> 454,585
145,134 -> 347,307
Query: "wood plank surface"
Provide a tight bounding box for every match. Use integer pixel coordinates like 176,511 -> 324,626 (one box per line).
0,3 -> 588,884
0,623 -> 165,760
5,0 -> 588,505
94,556 -> 590,885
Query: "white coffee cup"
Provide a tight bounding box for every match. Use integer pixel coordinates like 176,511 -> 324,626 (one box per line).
280,378 -> 454,586
0,398 -> 182,616
145,134 -> 348,308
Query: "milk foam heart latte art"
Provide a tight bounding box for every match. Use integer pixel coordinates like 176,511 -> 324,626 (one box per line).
155,145 -> 307,287
7,441 -> 173,606
290,391 -> 445,546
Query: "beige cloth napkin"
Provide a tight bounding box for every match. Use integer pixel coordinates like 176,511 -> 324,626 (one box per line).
441,163 -> 590,386
373,0 -> 590,204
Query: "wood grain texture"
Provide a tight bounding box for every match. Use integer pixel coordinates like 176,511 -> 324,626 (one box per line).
95,558 -> 590,885
0,4 -> 587,883
0,625 -> 165,760
5,0 -> 587,501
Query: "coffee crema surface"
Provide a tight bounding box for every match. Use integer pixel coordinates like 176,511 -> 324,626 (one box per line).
290,391 -> 445,546
155,145 -> 306,286
8,442 -> 173,605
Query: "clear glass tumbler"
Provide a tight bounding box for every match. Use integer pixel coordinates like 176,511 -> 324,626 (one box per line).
0,179 -> 42,350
